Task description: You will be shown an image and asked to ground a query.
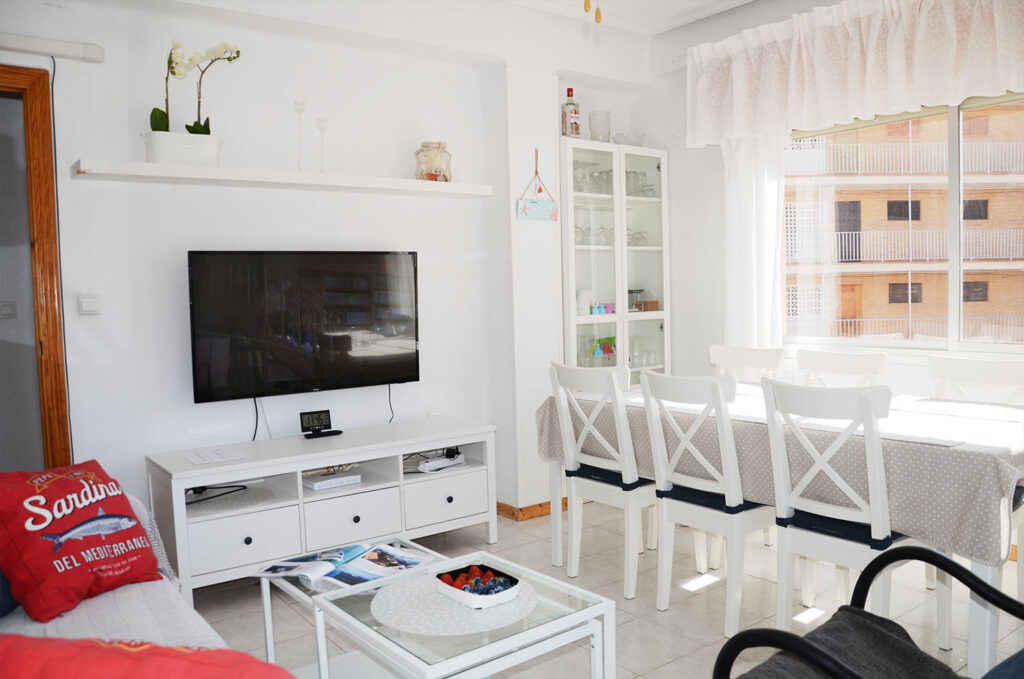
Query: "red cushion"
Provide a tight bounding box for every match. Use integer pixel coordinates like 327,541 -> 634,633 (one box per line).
0,460 -> 160,622
0,635 -> 294,679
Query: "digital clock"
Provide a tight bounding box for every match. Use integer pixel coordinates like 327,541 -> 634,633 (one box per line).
300,410 -> 342,439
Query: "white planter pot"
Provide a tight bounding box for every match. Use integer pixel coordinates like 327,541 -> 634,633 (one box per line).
144,131 -> 222,166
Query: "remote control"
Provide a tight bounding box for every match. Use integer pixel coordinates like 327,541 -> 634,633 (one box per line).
418,452 -> 465,473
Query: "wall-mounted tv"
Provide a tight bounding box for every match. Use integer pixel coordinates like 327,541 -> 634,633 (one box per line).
188,251 -> 418,403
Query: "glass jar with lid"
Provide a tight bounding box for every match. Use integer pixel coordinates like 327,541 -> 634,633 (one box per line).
414,141 -> 451,182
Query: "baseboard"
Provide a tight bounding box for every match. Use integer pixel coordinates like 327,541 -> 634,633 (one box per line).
496,498 -> 567,522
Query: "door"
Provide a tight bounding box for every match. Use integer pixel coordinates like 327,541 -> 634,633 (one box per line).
835,201 -> 861,262
0,65 -> 71,471
839,284 -> 862,337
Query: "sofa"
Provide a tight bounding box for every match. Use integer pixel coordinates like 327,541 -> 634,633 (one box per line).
0,494 -> 224,648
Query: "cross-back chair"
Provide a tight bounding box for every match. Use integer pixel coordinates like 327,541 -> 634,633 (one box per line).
549,363 -> 657,599
797,349 -> 886,387
928,354 -> 1024,606
708,345 -> 785,552
762,377 -> 951,644
641,371 -> 775,637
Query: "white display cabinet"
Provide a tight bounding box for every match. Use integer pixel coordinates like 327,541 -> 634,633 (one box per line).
560,139 -> 670,384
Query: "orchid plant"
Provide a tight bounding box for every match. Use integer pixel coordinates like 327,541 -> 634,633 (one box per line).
150,41 -> 241,135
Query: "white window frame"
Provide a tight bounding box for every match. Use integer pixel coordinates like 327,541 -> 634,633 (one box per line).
783,94 -> 1024,356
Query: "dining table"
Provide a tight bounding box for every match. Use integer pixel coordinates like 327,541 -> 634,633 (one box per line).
535,382 -> 1024,678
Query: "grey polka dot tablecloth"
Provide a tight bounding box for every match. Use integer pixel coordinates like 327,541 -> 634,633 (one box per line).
536,384 -> 1024,567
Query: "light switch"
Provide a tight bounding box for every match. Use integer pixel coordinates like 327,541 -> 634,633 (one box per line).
0,300 -> 16,320
77,294 -> 102,315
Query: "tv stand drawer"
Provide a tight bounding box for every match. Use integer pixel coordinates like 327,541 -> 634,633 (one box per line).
404,470 -> 488,530
188,506 -> 300,576
305,487 -> 402,551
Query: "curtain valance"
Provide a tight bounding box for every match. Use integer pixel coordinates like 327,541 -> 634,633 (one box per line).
686,0 -> 1024,148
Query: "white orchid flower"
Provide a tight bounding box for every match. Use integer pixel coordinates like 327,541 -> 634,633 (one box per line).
171,47 -> 184,62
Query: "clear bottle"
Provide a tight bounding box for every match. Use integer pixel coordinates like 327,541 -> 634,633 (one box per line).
561,88 -> 580,138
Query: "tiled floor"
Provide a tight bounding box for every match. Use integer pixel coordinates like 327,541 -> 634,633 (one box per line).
193,506 -> 1023,677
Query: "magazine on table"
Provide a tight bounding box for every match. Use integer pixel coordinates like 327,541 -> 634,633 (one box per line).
255,543 -> 434,591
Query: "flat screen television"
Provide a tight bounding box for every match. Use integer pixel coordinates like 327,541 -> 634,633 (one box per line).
188,251 -> 418,403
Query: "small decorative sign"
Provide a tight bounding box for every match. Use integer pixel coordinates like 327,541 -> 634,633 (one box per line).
516,148 -> 558,222
516,199 -> 558,221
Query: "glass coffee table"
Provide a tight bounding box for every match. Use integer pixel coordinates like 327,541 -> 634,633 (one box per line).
264,546 -> 616,678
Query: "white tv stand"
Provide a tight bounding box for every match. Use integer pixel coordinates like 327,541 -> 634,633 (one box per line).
146,416 -> 497,604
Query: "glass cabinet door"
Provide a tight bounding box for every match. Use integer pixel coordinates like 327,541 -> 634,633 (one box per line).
623,152 -> 664,315
562,140 -> 668,375
571,145 -> 619,325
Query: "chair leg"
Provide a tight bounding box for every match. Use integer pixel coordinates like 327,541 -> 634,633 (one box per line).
694,529 -> 708,574
762,526 -> 774,546
631,505 -> 644,555
646,504 -> 658,551
925,564 -> 937,590
709,534 -> 724,570
937,563 -> 953,651
1017,523 -> 1023,602
567,486 -> 583,579
656,503 -> 674,611
800,558 -> 819,608
869,569 -> 892,618
724,526 -> 746,638
835,566 -> 850,605
624,496 -> 641,600
776,530 -> 794,632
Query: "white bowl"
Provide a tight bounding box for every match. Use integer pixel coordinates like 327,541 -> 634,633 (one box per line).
613,131 -> 645,146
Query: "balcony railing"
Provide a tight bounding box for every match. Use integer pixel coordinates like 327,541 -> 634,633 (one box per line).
785,227 -> 1024,263
785,141 -> 1024,175
785,315 -> 1024,343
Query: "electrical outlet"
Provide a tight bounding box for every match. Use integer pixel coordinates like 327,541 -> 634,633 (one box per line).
0,301 -> 16,320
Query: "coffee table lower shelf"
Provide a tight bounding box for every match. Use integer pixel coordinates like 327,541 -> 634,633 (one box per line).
260,547 -> 616,678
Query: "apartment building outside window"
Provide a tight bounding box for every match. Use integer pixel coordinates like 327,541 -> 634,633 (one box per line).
783,95 -> 1024,348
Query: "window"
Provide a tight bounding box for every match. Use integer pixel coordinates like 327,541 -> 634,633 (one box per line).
887,200 -> 921,221
889,283 -> 922,303
963,281 -> 988,302
783,95 -> 1024,347
963,199 -> 988,220
963,115 -> 989,138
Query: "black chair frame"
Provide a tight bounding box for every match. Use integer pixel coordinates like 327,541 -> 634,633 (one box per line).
712,546 -> 1024,679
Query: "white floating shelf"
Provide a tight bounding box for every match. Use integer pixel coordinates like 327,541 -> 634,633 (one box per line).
71,160 -> 493,198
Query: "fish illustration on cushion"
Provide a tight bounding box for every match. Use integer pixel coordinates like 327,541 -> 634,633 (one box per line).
41,507 -> 139,553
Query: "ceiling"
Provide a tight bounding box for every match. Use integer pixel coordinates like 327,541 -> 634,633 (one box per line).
502,0 -> 755,36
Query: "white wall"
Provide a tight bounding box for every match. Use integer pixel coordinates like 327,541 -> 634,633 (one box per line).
0,0 -> 651,508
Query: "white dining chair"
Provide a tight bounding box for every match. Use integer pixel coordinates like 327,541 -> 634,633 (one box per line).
549,363 -> 657,599
709,344 -> 784,552
641,371 -> 775,637
796,349 -> 886,387
927,354 -> 1024,603
762,377 -> 952,645
927,355 -> 1024,406
709,345 -> 785,383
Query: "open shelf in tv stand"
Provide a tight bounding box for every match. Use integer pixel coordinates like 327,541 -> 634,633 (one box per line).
145,415 -> 497,603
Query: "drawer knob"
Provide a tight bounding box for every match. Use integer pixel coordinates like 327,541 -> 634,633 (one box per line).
353,515 -> 361,524
243,536 -> 253,546
446,495 -> 454,504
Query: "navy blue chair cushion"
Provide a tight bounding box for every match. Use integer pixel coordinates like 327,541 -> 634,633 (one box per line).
656,484 -> 764,514
565,463 -> 654,491
983,648 -> 1024,679
777,510 -> 904,550
0,568 -> 18,617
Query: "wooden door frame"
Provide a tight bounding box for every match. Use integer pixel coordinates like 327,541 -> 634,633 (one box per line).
0,64 -> 71,469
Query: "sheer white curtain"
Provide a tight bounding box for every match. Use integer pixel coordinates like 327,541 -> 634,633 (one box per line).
686,0 -> 1024,345
721,133 -> 789,348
